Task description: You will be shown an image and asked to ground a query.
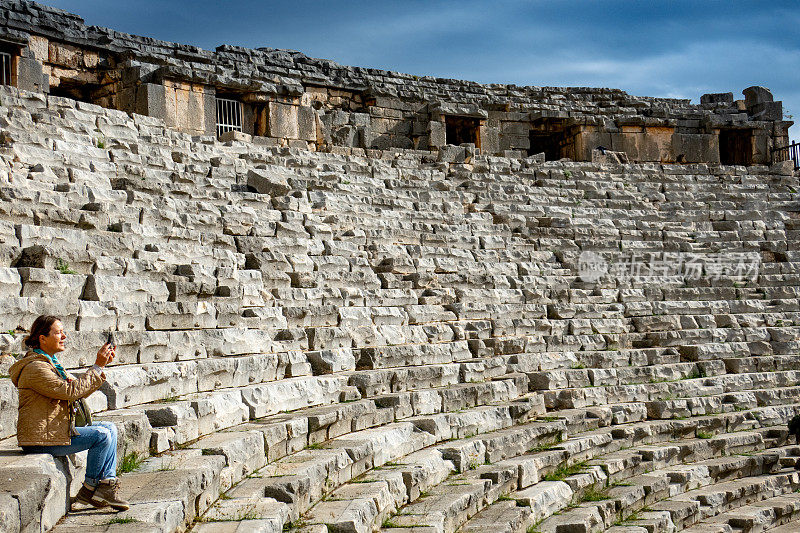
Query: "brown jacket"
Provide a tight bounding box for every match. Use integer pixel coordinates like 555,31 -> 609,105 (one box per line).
9,351 -> 105,446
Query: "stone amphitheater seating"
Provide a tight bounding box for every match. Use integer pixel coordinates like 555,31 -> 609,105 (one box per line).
0,85 -> 799,533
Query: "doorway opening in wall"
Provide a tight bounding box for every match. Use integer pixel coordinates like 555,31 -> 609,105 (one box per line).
445,116 -> 479,146
528,119 -> 568,161
216,97 -> 243,138
719,128 -> 753,165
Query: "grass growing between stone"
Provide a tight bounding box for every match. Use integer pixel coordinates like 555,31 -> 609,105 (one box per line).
581,484 -> 611,501
541,461 -> 588,482
528,434 -> 564,453
107,517 -> 138,524
117,451 -> 145,475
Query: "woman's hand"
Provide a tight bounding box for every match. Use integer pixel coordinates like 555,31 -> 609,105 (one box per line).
95,343 -> 115,367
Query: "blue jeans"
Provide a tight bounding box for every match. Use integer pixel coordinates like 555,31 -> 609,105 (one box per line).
22,421 -> 118,487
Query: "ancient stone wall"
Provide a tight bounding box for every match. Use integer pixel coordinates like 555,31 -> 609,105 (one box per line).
0,0 -> 792,163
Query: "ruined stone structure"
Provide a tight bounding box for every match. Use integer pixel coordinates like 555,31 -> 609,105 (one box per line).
0,0 -> 794,166
0,2 -> 800,533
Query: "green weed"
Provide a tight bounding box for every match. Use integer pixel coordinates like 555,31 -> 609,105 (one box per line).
117,450 -> 144,475
529,434 -> 564,453
107,517 -> 138,524
542,461 -> 588,482
581,484 -> 611,501
55,258 -> 76,275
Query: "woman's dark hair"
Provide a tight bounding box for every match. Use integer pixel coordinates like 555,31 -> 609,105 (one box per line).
23,315 -> 60,349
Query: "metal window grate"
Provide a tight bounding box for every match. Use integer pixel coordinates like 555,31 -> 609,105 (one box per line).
216,97 -> 242,138
0,52 -> 11,86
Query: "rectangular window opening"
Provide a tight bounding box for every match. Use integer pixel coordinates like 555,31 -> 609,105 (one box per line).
216,97 -> 243,138
445,116 -> 479,146
0,52 -> 11,86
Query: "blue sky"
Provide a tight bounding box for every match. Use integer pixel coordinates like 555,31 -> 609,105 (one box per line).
47,0 -> 799,139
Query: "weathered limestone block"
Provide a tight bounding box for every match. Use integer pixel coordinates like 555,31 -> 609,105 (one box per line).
145,301 -> 217,330
514,481 -> 574,521
307,327 -> 352,350
0,377 -> 16,438
240,375 -> 348,418
144,401 -> 200,445
203,328 -> 275,357
307,347 -> 356,374
201,497 -> 289,528
111,301 -> 146,332
357,342 -> 466,369
273,328 -> 309,353
192,391 -> 250,435
82,274 -> 169,304
405,305 -> 457,324
279,350 -> 313,378
0,267 -> 21,298
195,430 -> 267,484
0,492 -> 20,533
75,300 -> 117,331
2,289 -> 78,328
247,167 -> 292,196
0,451 -> 82,531
15,227 -> 93,266
388,478 -> 490,532
268,102 -> 300,139
95,409 -> 153,458
0,468 -> 51,533
307,494 -> 379,533
412,406 -> 512,442
101,361 -> 199,409
246,415 -> 309,463
461,499 -> 532,533
197,354 -> 279,391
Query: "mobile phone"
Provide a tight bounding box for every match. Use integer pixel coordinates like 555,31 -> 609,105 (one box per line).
106,332 -> 115,348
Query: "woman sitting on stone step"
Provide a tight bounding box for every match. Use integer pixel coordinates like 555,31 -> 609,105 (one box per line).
9,315 -> 130,512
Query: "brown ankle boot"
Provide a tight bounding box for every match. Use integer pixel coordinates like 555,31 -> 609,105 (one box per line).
90,478 -> 130,511
74,483 -> 105,508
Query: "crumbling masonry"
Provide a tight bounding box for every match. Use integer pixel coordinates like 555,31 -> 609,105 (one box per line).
0,2 -> 799,533
0,1 -> 793,164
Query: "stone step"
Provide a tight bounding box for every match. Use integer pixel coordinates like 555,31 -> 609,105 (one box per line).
541,371 -> 800,411
371,415 -> 788,533
380,472 -> 492,533
527,360 -> 725,390
50,450 -> 227,533
664,470 -> 800,528
245,422 -> 435,521
761,517 -> 800,533
686,492 -> 800,532
249,408 -> 555,531
512,444 -> 795,532
456,499 -> 533,533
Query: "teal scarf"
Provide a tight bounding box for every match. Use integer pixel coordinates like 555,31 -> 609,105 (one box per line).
33,348 -> 69,380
